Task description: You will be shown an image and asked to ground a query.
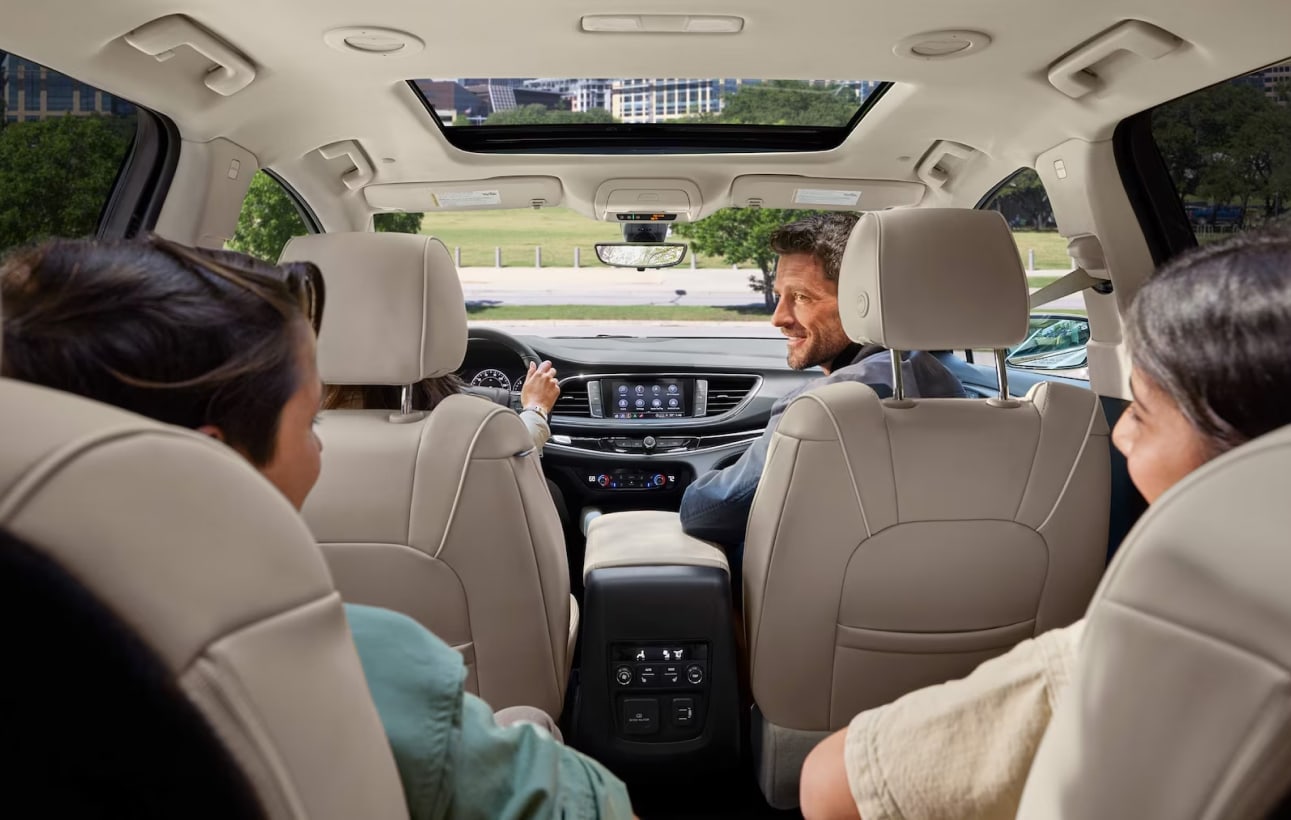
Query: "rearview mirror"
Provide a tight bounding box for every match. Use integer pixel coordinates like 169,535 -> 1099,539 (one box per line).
594,243 -> 688,269
1005,314 -> 1090,371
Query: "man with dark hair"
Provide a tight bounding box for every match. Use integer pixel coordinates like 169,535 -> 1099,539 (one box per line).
679,212 -> 965,555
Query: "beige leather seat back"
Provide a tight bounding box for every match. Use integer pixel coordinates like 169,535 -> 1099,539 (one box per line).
0,378 -> 407,819
744,209 -> 1110,807
1018,424 -> 1291,819
281,232 -> 572,717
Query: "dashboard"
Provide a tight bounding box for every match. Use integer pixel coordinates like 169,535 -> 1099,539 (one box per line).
456,332 -> 812,514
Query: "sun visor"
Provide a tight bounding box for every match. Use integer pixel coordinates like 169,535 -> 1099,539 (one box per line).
363,176 -> 564,212
729,176 -> 925,211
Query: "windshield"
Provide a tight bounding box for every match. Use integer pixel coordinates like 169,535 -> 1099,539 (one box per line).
420,206 -> 1063,340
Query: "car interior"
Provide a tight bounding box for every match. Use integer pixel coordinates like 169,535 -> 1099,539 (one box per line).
4,0 -> 1291,816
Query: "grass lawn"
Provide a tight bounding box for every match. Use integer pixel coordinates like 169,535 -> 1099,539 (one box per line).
418,209 -> 1075,270
466,304 -> 771,321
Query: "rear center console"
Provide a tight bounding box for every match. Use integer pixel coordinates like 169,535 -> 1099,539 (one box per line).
570,511 -> 740,780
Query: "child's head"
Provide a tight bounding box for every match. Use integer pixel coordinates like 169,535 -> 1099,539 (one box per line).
2,235 -> 326,509
1115,225 -> 1291,502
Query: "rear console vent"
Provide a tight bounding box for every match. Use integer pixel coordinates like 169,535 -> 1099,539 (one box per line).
704,376 -> 758,416
554,385 -> 592,418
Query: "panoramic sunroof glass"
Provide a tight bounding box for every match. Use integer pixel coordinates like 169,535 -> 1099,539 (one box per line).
409,77 -> 891,153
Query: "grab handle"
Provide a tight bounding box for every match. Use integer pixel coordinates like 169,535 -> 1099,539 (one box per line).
125,15 -> 256,97
1048,20 -> 1182,99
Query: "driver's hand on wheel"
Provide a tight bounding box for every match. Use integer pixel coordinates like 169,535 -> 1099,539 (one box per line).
520,360 -> 560,415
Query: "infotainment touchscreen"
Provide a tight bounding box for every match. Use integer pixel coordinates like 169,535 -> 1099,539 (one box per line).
607,378 -> 689,419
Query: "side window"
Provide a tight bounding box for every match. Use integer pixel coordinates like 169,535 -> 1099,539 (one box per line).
226,175 -> 424,263
0,52 -> 138,254
227,171 -> 312,262
1150,59 -> 1291,240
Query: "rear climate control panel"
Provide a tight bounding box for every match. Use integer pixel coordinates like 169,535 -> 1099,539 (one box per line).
610,642 -> 708,742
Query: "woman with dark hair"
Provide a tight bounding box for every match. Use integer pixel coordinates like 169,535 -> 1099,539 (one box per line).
1,236 -> 635,819
798,225 -> 1291,820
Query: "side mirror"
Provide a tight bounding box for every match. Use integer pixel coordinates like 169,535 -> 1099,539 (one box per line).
594,242 -> 687,269
1005,314 -> 1090,371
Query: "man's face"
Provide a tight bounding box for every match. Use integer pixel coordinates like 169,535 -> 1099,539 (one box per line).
771,253 -> 851,371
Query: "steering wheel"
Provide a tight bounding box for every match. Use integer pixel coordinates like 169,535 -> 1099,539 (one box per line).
466,326 -> 542,368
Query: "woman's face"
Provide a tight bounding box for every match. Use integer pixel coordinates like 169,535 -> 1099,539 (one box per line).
1112,366 -> 1213,504
256,326 -> 324,510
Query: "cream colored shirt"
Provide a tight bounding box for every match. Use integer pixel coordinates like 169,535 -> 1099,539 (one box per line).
844,620 -> 1085,820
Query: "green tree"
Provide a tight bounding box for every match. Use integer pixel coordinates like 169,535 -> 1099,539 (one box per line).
1151,80 -> 1291,227
0,114 -> 135,252
485,105 -> 615,125
373,212 -> 424,233
229,172 -> 426,261
711,80 -> 858,127
227,171 -> 311,261
985,169 -> 1053,230
673,208 -> 816,311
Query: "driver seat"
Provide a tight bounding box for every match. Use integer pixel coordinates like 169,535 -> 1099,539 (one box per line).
280,232 -> 575,718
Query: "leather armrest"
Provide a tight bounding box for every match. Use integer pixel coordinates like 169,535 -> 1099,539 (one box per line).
583,510 -> 730,581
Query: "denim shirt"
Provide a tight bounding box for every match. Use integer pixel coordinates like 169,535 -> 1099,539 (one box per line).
678,348 -> 966,548
345,604 -> 633,820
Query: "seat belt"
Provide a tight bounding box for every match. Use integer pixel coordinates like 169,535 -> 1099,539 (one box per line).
1029,266 -> 1111,310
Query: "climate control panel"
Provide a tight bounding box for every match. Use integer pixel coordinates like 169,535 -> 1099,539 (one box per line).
610,642 -> 709,741
583,468 -> 678,491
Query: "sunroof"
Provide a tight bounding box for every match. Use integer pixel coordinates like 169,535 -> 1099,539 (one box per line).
409,78 -> 891,154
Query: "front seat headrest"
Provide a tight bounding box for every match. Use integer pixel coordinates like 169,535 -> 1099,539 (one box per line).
281,232 -> 466,385
838,209 -> 1030,351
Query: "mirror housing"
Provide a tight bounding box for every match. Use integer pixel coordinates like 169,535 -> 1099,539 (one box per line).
1005,314 -> 1090,371
595,242 -> 688,269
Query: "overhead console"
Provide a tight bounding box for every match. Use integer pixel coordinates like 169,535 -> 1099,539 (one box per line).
593,178 -> 703,222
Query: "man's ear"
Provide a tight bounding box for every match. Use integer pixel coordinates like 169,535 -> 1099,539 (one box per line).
196,424 -> 226,443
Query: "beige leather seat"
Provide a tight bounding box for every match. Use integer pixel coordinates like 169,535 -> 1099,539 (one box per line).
0,377 -> 407,818
1018,423 -> 1291,819
744,209 -> 1111,808
280,232 -> 574,717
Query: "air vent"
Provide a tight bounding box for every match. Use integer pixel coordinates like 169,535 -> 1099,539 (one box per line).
554,385 -> 592,418
704,376 -> 758,416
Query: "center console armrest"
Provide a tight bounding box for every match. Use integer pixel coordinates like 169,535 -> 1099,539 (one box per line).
583,510 -> 729,581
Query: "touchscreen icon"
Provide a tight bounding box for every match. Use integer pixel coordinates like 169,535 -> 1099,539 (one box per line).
650,398 -> 662,408
635,399 -> 646,409
667,398 -> 680,409
634,385 -> 645,395
651,384 -> 662,395
617,385 -> 628,395
618,399 -> 629,409
667,384 -> 679,394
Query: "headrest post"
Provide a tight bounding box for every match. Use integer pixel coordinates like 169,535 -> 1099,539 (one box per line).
890,349 -> 906,401
994,349 -> 1010,401
400,384 -> 413,416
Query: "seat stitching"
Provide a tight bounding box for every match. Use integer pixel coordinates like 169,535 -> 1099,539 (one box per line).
433,406 -> 506,559
1035,393 -> 1103,532
797,391 -> 873,538
505,456 -> 564,704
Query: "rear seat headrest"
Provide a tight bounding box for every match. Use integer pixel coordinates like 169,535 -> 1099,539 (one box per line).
838,209 -> 1030,351
280,232 -> 466,385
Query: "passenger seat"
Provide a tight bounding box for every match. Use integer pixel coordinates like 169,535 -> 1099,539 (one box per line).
743,209 -> 1111,808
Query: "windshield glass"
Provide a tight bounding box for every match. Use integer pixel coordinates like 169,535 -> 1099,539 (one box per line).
415,206 -> 1066,340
